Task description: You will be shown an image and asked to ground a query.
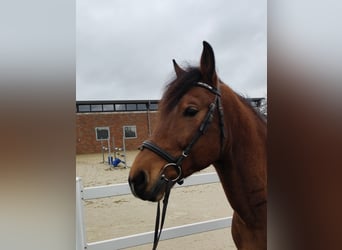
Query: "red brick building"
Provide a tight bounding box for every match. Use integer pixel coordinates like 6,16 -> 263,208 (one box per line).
76,100 -> 159,154
76,98 -> 265,154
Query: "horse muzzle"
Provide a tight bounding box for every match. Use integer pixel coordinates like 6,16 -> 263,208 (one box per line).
128,163 -> 183,202
128,171 -> 166,202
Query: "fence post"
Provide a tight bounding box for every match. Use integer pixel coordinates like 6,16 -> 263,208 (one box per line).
76,177 -> 87,250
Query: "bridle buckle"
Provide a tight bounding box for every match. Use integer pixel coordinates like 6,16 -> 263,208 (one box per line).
181,151 -> 188,158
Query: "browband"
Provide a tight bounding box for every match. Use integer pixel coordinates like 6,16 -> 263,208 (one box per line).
196,82 -> 221,96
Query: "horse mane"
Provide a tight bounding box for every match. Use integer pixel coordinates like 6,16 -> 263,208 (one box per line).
159,66 -> 267,125
159,67 -> 201,113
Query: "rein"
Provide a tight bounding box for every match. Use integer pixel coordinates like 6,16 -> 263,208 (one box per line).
139,81 -> 226,249
152,179 -> 173,250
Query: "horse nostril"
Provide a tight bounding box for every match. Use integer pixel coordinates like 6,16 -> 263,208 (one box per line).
128,170 -> 148,195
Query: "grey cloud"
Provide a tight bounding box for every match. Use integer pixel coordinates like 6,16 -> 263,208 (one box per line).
77,0 -> 266,100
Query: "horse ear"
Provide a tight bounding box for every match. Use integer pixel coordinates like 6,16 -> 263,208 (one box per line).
172,59 -> 186,78
200,41 -> 218,86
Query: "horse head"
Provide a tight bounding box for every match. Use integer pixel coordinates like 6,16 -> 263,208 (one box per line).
128,41 -> 225,201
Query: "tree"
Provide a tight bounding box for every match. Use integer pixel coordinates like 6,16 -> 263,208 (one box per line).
258,98 -> 267,117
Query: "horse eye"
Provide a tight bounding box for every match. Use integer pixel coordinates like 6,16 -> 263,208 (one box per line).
183,107 -> 198,117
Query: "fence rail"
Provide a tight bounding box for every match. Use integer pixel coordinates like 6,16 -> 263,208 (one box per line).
76,172 -> 232,250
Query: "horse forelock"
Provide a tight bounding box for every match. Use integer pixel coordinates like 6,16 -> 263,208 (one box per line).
159,67 -> 202,114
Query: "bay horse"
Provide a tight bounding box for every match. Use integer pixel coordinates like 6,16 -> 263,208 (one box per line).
128,41 -> 267,249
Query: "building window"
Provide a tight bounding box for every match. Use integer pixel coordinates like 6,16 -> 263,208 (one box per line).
149,103 -> 158,110
126,104 -> 137,111
103,104 -> 114,111
91,104 -> 102,112
250,101 -> 257,107
95,127 -> 110,141
78,104 -> 91,112
137,103 -> 147,110
115,104 -> 126,111
123,126 -> 137,139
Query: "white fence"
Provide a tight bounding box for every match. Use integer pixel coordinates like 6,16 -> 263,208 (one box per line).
76,172 -> 232,250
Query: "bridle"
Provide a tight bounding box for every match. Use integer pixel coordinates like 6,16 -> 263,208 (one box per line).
138,81 -> 226,249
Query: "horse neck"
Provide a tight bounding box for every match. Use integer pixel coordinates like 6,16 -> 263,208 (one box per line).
214,84 -> 267,227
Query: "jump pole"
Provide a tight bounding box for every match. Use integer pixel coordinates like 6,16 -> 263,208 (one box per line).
112,136 -> 115,156
101,140 -> 104,163
122,127 -> 127,168
107,138 -> 111,165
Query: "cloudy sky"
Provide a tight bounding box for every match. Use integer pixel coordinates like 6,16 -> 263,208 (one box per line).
76,0 -> 266,101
